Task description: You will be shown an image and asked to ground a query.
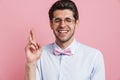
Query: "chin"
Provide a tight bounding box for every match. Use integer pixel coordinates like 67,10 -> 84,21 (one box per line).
58,37 -> 71,43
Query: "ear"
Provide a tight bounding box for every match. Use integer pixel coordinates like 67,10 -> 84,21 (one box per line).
75,20 -> 79,27
50,20 -> 53,29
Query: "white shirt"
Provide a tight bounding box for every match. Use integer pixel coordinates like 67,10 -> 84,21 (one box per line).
36,39 -> 105,80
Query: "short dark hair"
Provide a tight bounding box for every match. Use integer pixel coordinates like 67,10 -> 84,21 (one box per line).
48,0 -> 79,21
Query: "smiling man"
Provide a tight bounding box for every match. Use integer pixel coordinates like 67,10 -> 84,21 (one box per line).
25,0 -> 105,80
51,9 -> 78,48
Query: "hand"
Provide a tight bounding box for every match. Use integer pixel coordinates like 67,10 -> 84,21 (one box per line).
25,29 -> 41,64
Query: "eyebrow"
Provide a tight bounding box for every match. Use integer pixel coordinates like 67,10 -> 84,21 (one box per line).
53,17 -> 73,19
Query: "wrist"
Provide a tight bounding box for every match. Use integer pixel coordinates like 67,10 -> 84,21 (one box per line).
25,62 -> 36,80
25,62 -> 36,70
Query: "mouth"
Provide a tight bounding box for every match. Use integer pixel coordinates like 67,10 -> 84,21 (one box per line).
58,30 -> 69,33
57,30 -> 69,37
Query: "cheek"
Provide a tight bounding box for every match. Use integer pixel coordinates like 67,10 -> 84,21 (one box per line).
50,25 -> 56,31
50,23 -> 57,30
70,25 -> 76,31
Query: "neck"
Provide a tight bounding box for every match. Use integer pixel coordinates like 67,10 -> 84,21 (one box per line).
55,38 -> 74,49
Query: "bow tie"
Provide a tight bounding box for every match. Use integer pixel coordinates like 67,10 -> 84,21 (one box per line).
54,48 -> 72,56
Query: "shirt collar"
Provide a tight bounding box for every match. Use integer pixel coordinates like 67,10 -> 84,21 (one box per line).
53,39 -> 78,55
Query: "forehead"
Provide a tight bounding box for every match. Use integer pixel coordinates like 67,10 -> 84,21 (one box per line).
53,9 -> 74,18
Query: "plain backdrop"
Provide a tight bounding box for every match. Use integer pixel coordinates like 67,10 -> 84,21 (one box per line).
0,0 -> 120,80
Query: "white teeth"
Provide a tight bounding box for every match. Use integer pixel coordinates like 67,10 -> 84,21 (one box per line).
58,30 -> 68,33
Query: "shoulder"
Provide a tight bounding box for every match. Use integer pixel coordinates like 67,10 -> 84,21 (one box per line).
76,41 -> 103,57
41,43 -> 54,55
76,41 -> 104,65
42,43 -> 54,50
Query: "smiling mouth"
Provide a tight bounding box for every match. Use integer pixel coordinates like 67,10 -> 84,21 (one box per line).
58,30 -> 69,33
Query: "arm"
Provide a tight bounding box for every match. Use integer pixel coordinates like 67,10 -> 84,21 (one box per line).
25,30 -> 41,80
90,51 -> 105,80
25,63 -> 36,80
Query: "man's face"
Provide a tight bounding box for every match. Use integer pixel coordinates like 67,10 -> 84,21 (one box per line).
50,9 -> 78,43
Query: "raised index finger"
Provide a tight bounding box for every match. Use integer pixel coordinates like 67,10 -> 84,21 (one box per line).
29,29 -> 34,42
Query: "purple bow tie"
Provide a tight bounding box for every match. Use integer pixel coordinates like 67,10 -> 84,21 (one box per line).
54,48 -> 72,56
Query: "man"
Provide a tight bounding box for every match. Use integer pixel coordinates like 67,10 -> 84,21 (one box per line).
25,0 -> 105,80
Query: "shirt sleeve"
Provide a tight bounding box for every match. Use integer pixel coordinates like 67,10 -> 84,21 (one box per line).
90,50 -> 105,80
36,59 -> 43,80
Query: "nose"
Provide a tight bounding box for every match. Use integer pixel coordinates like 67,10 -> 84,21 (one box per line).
60,20 -> 66,27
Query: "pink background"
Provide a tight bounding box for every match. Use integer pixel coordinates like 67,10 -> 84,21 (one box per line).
0,0 -> 120,80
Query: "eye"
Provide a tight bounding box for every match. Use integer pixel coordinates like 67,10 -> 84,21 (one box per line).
54,18 -> 61,23
65,18 -> 72,22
